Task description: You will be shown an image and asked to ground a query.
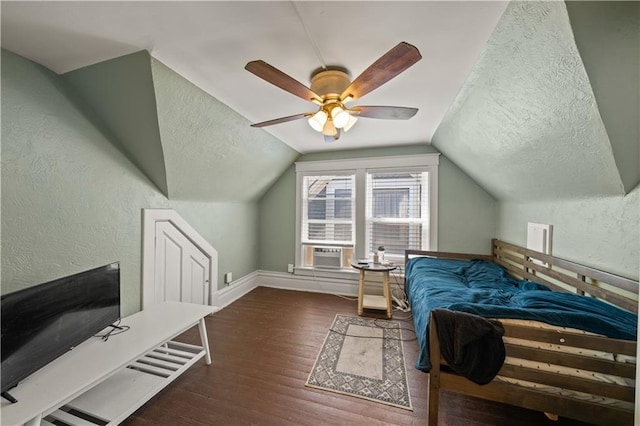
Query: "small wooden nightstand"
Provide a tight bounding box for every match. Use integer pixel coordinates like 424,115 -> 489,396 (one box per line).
350,262 -> 398,319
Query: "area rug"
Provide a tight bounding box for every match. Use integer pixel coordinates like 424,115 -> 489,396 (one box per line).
305,314 -> 412,410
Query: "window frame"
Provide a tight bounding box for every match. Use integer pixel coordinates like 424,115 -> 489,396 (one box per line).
365,167 -> 430,262
300,172 -> 356,246
294,154 -> 439,273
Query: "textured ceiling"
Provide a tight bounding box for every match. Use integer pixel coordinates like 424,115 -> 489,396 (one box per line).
432,1 -> 627,201
64,51 -> 169,197
64,50 -> 298,202
2,1 -> 635,204
0,1 -> 507,154
565,1 -> 640,193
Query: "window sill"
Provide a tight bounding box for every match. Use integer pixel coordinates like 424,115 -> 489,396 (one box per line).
293,265 -> 405,281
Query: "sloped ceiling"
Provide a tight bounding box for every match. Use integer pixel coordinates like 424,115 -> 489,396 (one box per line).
63,50 -> 298,202
0,1 -> 507,154
150,57 -> 299,202
2,1 -> 636,204
64,51 -> 169,197
565,1 -> 640,193
432,1 -> 636,201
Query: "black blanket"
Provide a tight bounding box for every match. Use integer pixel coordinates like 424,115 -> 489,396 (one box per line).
432,309 -> 505,385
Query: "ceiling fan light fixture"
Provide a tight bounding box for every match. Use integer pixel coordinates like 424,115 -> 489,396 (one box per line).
322,118 -> 337,136
331,106 -> 350,128
245,42 -> 422,142
308,110 -> 328,132
343,115 -> 358,132
324,128 -> 341,143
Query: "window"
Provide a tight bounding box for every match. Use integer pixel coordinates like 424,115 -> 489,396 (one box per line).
302,175 -> 354,244
300,175 -> 355,268
295,154 -> 439,271
367,171 -> 428,258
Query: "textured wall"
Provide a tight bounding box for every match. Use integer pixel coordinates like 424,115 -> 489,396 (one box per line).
1,50 -> 262,315
150,58 -> 299,202
258,165 -> 296,272
437,155 -> 497,254
63,51 -> 169,197
2,49 -> 164,315
497,186 -> 639,279
432,1 -> 624,201
258,145 -> 497,272
565,1 -> 640,193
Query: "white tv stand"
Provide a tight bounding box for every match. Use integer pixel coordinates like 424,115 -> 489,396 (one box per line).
0,301 -> 216,426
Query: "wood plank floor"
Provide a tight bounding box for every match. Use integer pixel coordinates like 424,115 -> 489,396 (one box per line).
124,287 -> 589,425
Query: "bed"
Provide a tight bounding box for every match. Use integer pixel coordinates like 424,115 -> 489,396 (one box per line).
404,239 -> 638,425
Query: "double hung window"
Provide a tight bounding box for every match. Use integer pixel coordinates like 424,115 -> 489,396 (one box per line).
295,154 -> 438,271
302,175 -> 354,244
366,171 -> 429,259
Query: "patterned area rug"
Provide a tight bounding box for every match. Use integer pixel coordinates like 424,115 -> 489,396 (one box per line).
305,314 -> 412,410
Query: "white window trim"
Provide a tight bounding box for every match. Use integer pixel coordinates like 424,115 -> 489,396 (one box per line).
365,168 -> 431,262
295,154 -> 439,275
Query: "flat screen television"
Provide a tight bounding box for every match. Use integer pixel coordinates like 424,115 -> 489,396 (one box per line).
1,262 -> 120,397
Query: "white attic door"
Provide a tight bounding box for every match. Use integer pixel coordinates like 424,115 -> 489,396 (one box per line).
142,209 -> 218,309
154,221 -> 209,305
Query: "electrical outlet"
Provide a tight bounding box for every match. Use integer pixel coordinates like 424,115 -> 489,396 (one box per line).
224,272 -> 232,284
287,264 -> 294,273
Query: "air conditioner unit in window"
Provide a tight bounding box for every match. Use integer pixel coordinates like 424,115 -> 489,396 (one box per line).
313,246 -> 343,269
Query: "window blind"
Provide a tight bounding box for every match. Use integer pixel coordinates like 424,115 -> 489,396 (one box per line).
302,174 -> 355,244
366,171 -> 428,256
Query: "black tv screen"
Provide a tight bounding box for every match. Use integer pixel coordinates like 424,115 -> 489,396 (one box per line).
1,262 -> 120,394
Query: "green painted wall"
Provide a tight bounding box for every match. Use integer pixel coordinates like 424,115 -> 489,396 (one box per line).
432,0 -> 624,201
258,144 -> 497,272
150,58 -> 299,202
171,200 -> 260,286
63,51 -> 169,197
1,50 -> 260,315
258,166 -> 297,272
565,1 -> 640,192
438,154 -> 496,254
497,186 -> 639,280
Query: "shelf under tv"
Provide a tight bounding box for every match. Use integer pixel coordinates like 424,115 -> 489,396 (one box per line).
0,301 -> 216,426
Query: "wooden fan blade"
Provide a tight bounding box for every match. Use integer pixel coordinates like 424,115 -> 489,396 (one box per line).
341,42 -> 422,101
250,112 -> 312,128
350,106 -> 418,120
245,60 -> 322,103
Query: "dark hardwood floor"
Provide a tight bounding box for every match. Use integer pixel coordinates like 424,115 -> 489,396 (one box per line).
124,287 -> 589,425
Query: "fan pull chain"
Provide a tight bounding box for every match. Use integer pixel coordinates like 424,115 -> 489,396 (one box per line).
291,2 -> 327,70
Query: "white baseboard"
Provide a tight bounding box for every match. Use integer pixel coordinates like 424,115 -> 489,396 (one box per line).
210,269 -> 404,309
257,270 -> 359,296
213,271 -> 259,309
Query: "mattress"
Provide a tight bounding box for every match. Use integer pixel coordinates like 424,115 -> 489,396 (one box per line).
405,256 -> 638,372
496,318 -> 635,410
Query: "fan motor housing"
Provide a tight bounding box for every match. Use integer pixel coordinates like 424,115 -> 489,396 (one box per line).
310,70 -> 350,99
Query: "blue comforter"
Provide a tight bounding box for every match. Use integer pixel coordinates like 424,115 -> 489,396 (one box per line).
406,257 -> 638,372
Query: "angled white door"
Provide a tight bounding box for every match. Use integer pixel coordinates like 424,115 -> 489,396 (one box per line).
154,221 -> 210,305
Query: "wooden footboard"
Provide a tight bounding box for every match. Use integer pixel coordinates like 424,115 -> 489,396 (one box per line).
428,316 -> 636,425
406,239 -> 639,425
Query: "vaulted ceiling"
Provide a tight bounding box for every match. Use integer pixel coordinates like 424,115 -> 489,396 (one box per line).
432,1 -> 639,200
0,1 -> 507,153
1,1 -> 637,203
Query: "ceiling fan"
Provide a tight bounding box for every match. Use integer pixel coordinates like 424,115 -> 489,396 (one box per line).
245,42 -> 422,142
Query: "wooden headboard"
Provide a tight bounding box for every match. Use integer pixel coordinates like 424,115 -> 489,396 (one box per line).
405,239 -> 639,314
